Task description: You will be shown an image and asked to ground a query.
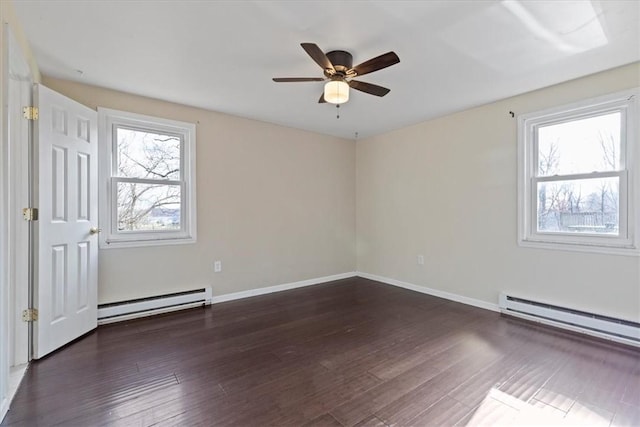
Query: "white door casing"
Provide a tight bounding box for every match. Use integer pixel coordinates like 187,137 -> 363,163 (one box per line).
8,54 -> 31,367
33,84 -> 98,359
2,24 -> 34,421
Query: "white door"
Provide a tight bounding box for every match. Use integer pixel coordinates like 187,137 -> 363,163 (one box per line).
33,84 -> 98,359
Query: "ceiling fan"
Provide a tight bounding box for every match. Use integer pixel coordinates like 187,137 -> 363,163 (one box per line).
273,43 -> 400,105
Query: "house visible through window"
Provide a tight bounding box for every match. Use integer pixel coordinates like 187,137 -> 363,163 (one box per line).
98,108 -> 196,248
518,89 -> 638,255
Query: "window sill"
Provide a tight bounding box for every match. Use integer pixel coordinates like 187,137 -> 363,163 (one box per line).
100,236 -> 196,250
518,238 -> 639,256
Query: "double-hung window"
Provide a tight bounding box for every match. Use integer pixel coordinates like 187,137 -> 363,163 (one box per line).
98,108 -> 196,248
518,89 -> 638,255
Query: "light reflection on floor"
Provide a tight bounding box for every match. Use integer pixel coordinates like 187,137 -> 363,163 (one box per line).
463,387 -> 612,426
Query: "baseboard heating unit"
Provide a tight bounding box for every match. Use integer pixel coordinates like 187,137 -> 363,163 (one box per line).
98,287 -> 212,325
499,292 -> 640,347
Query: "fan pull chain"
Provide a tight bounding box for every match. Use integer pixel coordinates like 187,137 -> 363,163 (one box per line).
336,104 -> 340,119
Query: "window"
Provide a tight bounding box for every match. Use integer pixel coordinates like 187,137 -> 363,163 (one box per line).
517,89 -> 639,255
98,108 -> 196,248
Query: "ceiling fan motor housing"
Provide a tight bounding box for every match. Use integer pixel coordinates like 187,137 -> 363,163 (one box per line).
325,50 -> 353,77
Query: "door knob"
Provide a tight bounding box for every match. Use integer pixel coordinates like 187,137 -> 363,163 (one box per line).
89,227 -> 102,235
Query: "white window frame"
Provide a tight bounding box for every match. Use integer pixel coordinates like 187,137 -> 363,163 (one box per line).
517,88 -> 639,256
98,108 -> 196,248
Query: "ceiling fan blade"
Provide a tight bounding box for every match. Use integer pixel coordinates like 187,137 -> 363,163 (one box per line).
273,77 -> 325,82
301,43 -> 335,72
318,93 -> 326,103
350,52 -> 400,77
348,80 -> 391,97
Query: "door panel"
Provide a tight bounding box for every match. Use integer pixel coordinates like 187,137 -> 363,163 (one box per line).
77,153 -> 89,220
33,84 -> 98,359
50,245 -> 66,322
77,242 -> 89,310
51,145 -> 67,221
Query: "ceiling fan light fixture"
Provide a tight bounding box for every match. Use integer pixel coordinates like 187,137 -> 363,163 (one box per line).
324,80 -> 349,104
273,43 -> 399,104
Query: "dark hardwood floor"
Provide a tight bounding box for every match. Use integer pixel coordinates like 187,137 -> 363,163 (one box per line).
2,277 -> 639,426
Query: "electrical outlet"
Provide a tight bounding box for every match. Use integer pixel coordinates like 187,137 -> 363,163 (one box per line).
214,260 -> 222,273
417,255 -> 424,265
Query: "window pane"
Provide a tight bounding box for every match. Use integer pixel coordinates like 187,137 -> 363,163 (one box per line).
116,127 -> 181,180
116,182 -> 181,231
536,177 -> 619,235
537,112 -> 621,176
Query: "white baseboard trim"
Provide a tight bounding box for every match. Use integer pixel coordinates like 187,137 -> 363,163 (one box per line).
210,272 -> 357,304
356,272 -> 499,312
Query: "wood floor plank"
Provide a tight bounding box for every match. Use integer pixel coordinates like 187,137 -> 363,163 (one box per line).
353,415 -> 387,427
495,358 -> 562,403
2,277 -> 638,427
302,413 -> 343,427
565,401 -> 614,427
611,402 -> 640,427
446,353 -> 524,408
328,360 -> 443,425
265,372 -> 381,426
366,330 -> 465,381
403,396 -> 470,427
458,395 -> 520,426
374,378 -> 451,426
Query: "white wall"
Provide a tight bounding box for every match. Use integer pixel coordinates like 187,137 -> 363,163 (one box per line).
357,62 -> 640,322
43,77 -> 356,304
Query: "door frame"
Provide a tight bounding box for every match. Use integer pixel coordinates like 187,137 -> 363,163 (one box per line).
0,22 -> 10,421
8,27 -> 32,367
0,22 -> 33,421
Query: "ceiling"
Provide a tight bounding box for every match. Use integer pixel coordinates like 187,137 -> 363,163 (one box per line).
13,1 -> 640,140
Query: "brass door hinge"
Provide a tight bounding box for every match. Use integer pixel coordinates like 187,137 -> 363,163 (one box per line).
22,308 -> 38,322
23,106 -> 39,120
22,207 -> 38,221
